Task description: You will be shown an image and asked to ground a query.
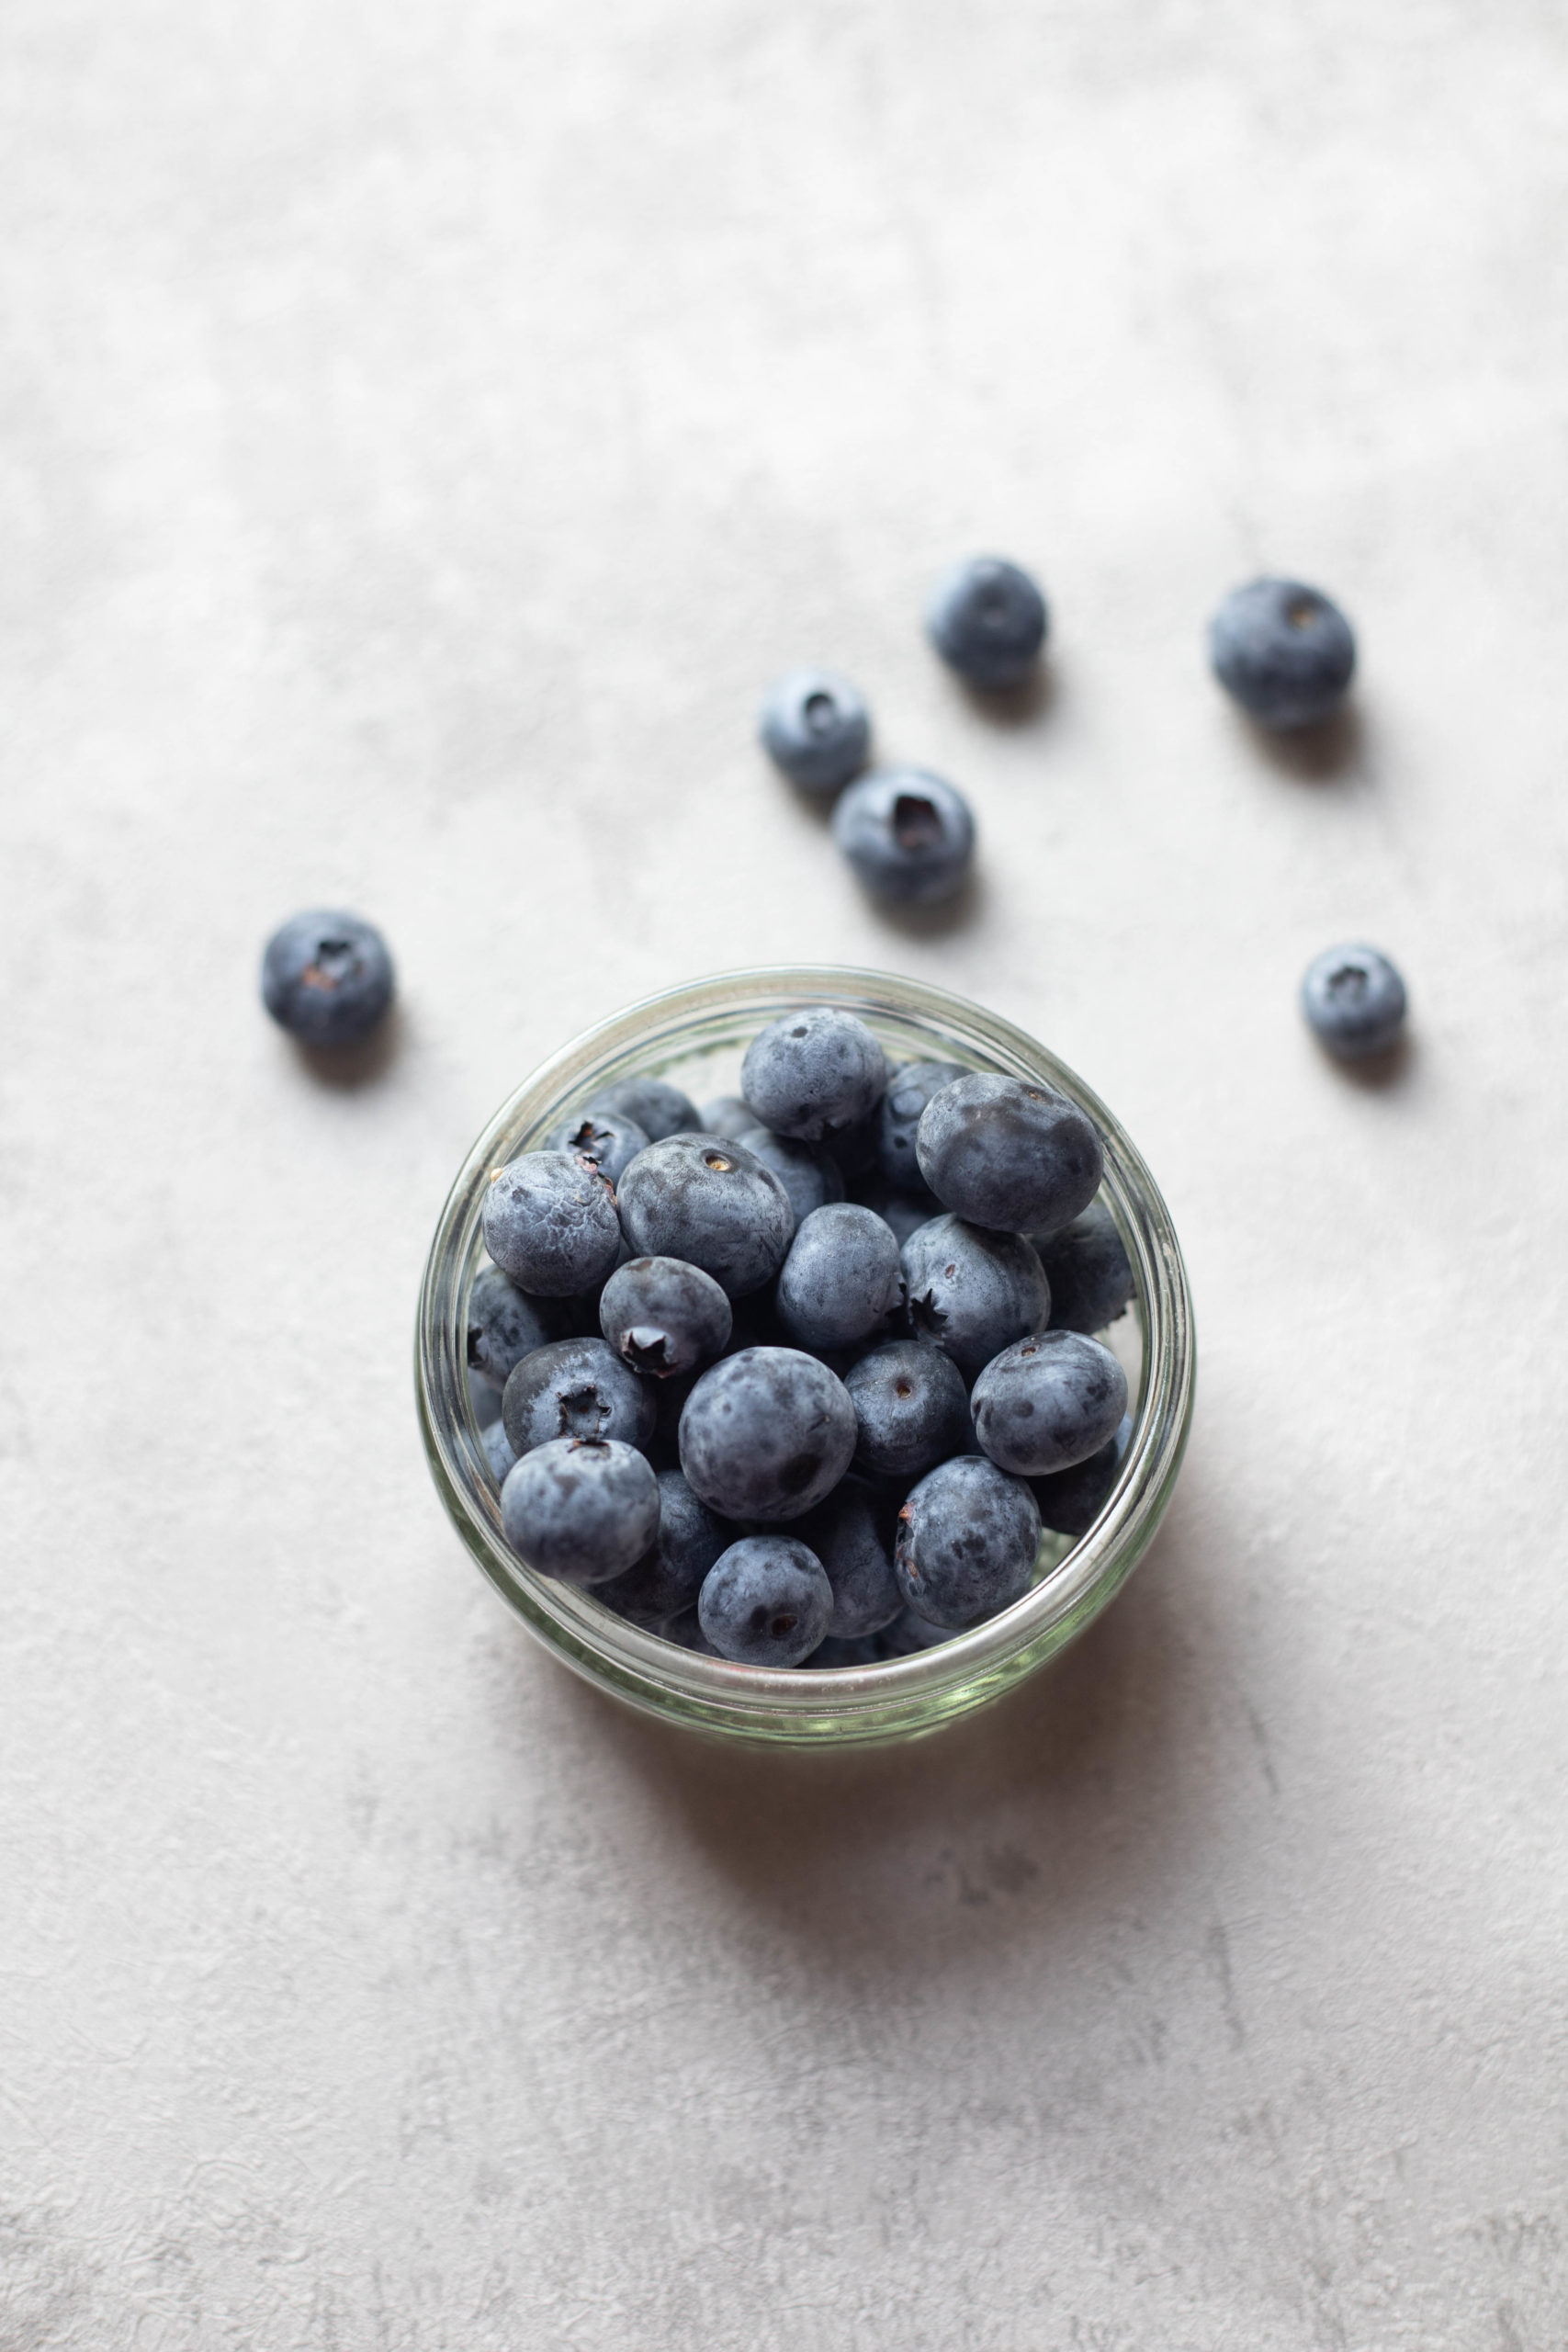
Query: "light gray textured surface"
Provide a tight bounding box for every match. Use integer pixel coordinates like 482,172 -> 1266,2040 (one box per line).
4,4 -> 1567,2345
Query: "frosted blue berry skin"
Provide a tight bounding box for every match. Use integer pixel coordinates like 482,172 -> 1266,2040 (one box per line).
546,1107 -> 650,1187
697,1535 -> 833,1668
466,1265 -> 554,1391
260,910 -> 394,1046
1033,1203 -> 1134,1335
500,1437 -> 660,1587
1209,577 -> 1356,730
1031,1414 -> 1133,1538
678,1346 -> 857,1521
895,1455 -> 1042,1630
925,556 -> 1048,687
741,1008 -> 889,1145
1301,944 -> 1407,1059
501,1336 -> 657,1458
758,667 -> 872,797
700,1096 -> 754,1143
917,1072 -> 1102,1238
795,1477 -> 904,1637
831,768 -> 975,907
877,1060 -> 964,1191
775,1204 -> 905,1351
971,1329 -> 1128,1477
481,1152 -> 623,1298
845,1340 -> 971,1484
874,1609 -> 955,1657
592,1469 -> 727,1626
598,1255 -> 732,1379
587,1075 -> 701,1144
803,1634 -> 882,1668
480,1419 -> 518,1484
853,1178 -> 942,1250
900,1214 -> 1052,1380
735,1126 -> 843,1228
616,1134 -> 794,1299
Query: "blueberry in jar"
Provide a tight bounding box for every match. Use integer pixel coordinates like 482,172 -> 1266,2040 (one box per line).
845,1340 -> 971,1484
1301,944 -> 1407,1059
616,1133 -> 794,1298
502,1336 -> 657,1458
740,1007 -> 889,1145
587,1074 -> 702,1144
500,1437 -> 660,1586
900,1214 -> 1051,1380
1031,1414 -> 1133,1538
700,1095 -> 754,1143
678,1346 -> 857,1521
481,1152 -> 624,1298
795,1477 -> 903,1637
1208,577 -> 1356,730
697,1535 -> 834,1668
917,1072 -> 1102,1238
971,1329 -> 1128,1477
480,1419 -> 518,1484
758,667 -> 872,797
598,1255 -> 732,1378
852,1176 -> 942,1250
895,1455 -> 1042,1629
545,1106 -> 650,1186
260,910 -> 394,1046
831,768 -> 975,907
592,1469 -> 727,1625
925,556 -> 1048,688
735,1126 -> 844,1227
1032,1203 -> 1134,1335
466,1264 -> 554,1391
876,1059 -> 964,1191
774,1204 -> 904,1351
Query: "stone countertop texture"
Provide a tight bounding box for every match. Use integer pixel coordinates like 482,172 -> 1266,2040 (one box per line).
4,3 -> 1566,2346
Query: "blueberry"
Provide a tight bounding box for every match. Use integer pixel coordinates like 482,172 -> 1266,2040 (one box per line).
831,768 -> 975,907
971,1329 -> 1128,1476
586,1075 -> 702,1144
599,1255 -> 732,1377
500,1438 -> 660,1587
679,1347 -> 857,1521
795,1477 -> 904,1636
617,1134 -> 793,1299
845,1340 -> 971,1483
802,1633 -> 882,1669
697,1535 -> 833,1668
758,667 -> 872,797
592,1468 -> 727,1625
466,1264 -> 554,1391
480,1419 -> 518,1484
852,1176 -> 942,1250
502,1336 -> 657,1458
260,910 -> 394,1046
1209,577 -> 1356,730
877,1059 -> 964,1191
895,1455 -> 1041,1629
1033,1203 -> 1134,1335
1301,944 -> 1407,1059
545,1106 -> 650,1186
1031,1414 -> 1133,1538
775,1204 -> 904,1351
700,1095 -> 754,1142
735,1126 -> 844,1227
925,556 -> 1048,687
917,1073 -> 1102,1238
481,1152 -> 623,1298
875,1608 -> 957,1657
900,1214 -> 1051,1380
660,1606 -> 721,1656
740,1007 -> 889,1144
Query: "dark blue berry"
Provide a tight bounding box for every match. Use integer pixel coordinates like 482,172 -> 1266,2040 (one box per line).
775,1204 -> 904,1351
1031,1414 -> 1133,1538
740,1008 -> 888,1144
592,1468 -> 727,1625
917,1073 -> 1102,1237
1033,1203 -> 1134,1334
1209,578 -> 1356,730
466,1264 -> 554,1391
895,1455 -> 1041,1629
587,1075 -> 701,1143
971,1329 -> 1128,1476
852,1176 -> 942,1250
1301,944 -> 1407,1059
660,1606 -> 721,1655
679,1346 -> 857,1521
700,1095 -> 754,1142
480,1419 -> 518,1484
546,1106 -> 650,1186
260,910 -> 394,1046
802,1634 -> 882,1668
925,556 -> 1048,687
616,1134 -> 793,1299
500,1438 -> 660,1586
697,1535 -> 833,1667
900,1214 -> 1051,1379
845,1340 -> 971,1483
502,1336 -> 657,1458
875,1608 -> 956,1657
481,1153 -> 623,1298
758,668 -> 872,797
598,1255 -> 732,1378
831,768 -> 975,906
795,1477 -> 903,1636
877,1060 -> 964,1190
735,1126 -> 844,1227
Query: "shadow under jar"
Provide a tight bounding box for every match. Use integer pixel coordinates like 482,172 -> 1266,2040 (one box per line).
416,967 -> 1195,1747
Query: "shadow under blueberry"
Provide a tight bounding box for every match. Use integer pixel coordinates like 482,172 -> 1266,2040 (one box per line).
1244,701 -> 1365,785
871,866 -> 986,941
953,662 -> 1056,730
288,1001 -> 406,1090
1316,1029 -> 1416,1094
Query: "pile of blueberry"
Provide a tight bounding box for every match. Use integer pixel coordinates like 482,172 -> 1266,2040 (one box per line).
463,1006 -> 1136,1669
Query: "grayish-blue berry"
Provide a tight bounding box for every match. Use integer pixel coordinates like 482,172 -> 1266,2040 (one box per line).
831,768 -> 975,906
917,1072 -> 1102,1237
802,1634 -> 882,1668
481,1152 -> 623,1298
500,1438 -> 660,1587
546,1106 -> 650,1186
852,1177 -> 942,1250
1301,944 -> 1407,1059
697,1535 -> 833,1668
925,556 -> 1048,687
466,1264 -> 554,1391
740,1008 -> 888,1144
901,1214 -> 1051,1379
599,1256 -> 732,1378
735,1126 -> 844,1227
260,910 -> 394,1046
877,1060 -> 964,1190
1031,1415 -> 1133,1538
1209,577 -> 1356,730
700,1095 -> 754,1142
587,1075 -> 702,1143
758,667 -> 871,797
617,1133 -> 794,1299
795,1478 -> 903,1637
502,1336 -> 657,1458
480,1419 -> 518,1484
1034,1203 -> 1134,1335
895,1455 -> 1041,1630
845,1340 -> 971,1484
679,1346 -> 857,1521
775,1204 -> 904,1351
875,1608 -> 957,1657
971,1329 -> 1128,1477
592,1469 -> 727,1625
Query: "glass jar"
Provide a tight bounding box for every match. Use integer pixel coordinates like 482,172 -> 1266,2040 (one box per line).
415,966 -> 1195,1747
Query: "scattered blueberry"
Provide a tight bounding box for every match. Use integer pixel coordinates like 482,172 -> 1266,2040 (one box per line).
895,1454 -> 1042,1629
877,1059 -> 964,1190
480,1419 -> 518,1484
679,1346 -> 857,1521
900,1214 -> 1051,1379
697,1535 -> 834,1668
592,1468 -> 727,1625
795,1478 -> 904,1637
740,1007 -> 889,1144
758,667 -> 872,797
260,910 -> 394,1046
1301,944 -> 1407,1060
1031,1414 -> 1133,1538
598,1255 -> 732,1378
831,768 -> 975,907
588,1075 -> 702,1143
925,556 -> 1048,688
845,1340 -> 971,1484
735,1126 -> 844,1227
1209,577 -> 1356,730
1033,1203 -> 1134,1335
971,1329 -> 1128,1476
775,1204 -> 904,1351
501,1336 -> 657,1458
482,1152 -> 624,1298
500,1437 -> 660,1586
917,1072 -> 1102,1237
617,1133 -> 794,1298
546,1106 -> 650,1186
466,1264 -> 554,1391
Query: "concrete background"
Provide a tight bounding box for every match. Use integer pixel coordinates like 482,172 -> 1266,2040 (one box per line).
4,3 -> 1567,2345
